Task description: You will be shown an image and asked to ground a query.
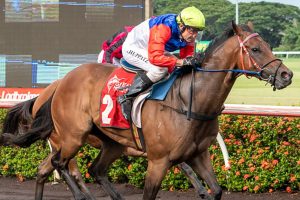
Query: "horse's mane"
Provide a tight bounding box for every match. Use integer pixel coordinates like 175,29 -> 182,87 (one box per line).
200,23 -> 253,61
178,23 -> 253,74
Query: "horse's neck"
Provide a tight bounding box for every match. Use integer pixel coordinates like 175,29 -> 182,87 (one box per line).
195,60 -> 237,112
167,43 -> 239,115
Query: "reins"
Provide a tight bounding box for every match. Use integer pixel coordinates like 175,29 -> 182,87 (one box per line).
169,32 -> 283,121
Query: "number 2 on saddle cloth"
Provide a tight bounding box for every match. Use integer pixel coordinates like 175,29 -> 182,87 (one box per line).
100,67 -> 136,129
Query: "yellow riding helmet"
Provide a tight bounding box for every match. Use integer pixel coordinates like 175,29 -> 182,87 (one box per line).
176,6 -> 205,30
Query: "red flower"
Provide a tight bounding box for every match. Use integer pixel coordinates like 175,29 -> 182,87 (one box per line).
253,185 -> 260,192
224,138 -> 231,144
290,176 -> 296,182
17,174 -> 25,182
238,158 -> 245,164
249,167 -> 256,172
269,189 -> 273,193
2,164 -> 9,171
243,186 -> 249,191
127,164 -> 132,170
169,186 -> 174,191
258,149 -> 264,154
261,160 -> 269,169
282,141 -> 290,146
78,153 -> 84,157
250,134 -> 258,142
173,167 -> 180,174
222,165 -> 230,171
286,187 -> 292,193
272,160 -> 278,166
234,140 -> 241,145
244,174 -> 250,179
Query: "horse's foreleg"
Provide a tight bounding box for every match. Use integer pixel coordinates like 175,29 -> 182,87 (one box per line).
178,162 -> 210,199
51,149 -> 92,200
69,159 -> 96,200
187,150 -> 222,200
143,158 -> 170,200
35,152 -> 55,200
88,141 -> 124,200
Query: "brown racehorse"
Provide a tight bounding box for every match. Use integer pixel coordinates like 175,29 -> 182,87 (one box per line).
2,79 -> 208,200
1,21 -> 293,200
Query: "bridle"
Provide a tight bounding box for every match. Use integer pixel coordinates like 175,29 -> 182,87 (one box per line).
166,31 -> 285,120
237,33 -> 282,90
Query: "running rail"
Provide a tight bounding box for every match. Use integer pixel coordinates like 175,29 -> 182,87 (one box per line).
223,104 -> 300,117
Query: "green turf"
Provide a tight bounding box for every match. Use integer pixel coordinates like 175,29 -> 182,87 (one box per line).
225,58 -> 300,106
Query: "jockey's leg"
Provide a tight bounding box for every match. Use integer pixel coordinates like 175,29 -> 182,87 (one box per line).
120,45 -> 168,119
118,72 -> 153,119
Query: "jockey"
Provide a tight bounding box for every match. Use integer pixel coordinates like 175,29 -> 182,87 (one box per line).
118,6 -> 205,119
97,26 -> 134,65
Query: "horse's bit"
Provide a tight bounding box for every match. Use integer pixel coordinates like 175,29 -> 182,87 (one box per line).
238,33 -> 282,90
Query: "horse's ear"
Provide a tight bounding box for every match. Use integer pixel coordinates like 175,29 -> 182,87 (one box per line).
232,20 -> 242,36
247,21 -> 254,32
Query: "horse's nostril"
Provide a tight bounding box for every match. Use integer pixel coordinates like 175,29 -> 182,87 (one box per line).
281,71 -> 290,80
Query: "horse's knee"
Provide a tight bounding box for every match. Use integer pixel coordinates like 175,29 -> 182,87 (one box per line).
37,155 -> 55,183
69,160 -> 84,182
51,149 -> 68,170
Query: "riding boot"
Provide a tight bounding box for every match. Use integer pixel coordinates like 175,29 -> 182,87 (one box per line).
118,73 -> 153,120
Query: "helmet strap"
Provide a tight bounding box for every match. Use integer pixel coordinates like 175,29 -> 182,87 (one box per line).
178,13 -> 188,42
178,13 -> 186,33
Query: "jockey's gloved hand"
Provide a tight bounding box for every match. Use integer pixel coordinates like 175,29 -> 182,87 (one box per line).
182,56 -> 201,67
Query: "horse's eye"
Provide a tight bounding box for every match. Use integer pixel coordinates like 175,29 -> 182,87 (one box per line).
251,48 -> 259,52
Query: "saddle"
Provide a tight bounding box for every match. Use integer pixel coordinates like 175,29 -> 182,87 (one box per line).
120,58 -> 144,74
100,58 -> 182,152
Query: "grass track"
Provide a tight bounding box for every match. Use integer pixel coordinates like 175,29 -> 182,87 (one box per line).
225,58 -> 300,106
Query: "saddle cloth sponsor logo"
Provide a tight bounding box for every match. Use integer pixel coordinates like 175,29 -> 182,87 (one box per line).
100,68 -> 135,129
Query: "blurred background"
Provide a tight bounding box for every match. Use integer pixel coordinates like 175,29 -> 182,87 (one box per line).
0,0 -> 299,105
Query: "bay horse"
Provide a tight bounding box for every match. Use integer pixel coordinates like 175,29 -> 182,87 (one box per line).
1,21 -> 293,200
2,79 -> 209,199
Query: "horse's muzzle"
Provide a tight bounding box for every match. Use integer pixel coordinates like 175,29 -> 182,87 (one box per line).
274,69 -> 293,90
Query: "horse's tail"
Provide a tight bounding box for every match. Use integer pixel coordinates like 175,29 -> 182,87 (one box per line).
2,97 -> 36,135
1,95 -> 54,147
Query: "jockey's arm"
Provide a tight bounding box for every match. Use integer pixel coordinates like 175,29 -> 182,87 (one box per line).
148,25 -> 188,72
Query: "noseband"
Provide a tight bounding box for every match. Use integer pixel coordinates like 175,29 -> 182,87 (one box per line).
238,33 -> 282,90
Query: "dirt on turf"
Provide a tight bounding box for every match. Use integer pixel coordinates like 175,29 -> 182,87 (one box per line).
0,177 -> 298,200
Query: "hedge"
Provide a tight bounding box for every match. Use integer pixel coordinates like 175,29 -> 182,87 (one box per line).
0,109 -> 299,193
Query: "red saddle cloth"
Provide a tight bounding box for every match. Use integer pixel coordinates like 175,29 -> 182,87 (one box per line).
100,67 -> 135,129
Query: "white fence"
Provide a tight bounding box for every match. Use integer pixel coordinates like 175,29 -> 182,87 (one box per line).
273,51 -> 300,58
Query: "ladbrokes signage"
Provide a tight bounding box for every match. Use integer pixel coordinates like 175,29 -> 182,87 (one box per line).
0,88 -> 43,107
